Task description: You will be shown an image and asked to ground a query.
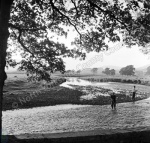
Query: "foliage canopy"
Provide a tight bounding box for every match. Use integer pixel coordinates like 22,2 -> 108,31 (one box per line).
91,68 -> 98,74
103,68 -> 115,75
7,0 -> 150,81
119,65 -> 135,75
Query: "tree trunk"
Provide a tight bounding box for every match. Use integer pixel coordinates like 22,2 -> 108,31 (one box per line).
0,0 -> 13,139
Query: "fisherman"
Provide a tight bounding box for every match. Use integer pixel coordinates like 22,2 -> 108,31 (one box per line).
132,86 -> 137,102
110,92 -> 116,109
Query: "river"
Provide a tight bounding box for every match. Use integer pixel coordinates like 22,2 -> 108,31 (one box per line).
2,77 -> 150,135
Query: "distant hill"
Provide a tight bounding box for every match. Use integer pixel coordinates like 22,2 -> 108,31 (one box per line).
101,64 -> 150,74
81,67 -> 103,74
101,65 -> 121,70
135,64 -> 150,76
80,64 -> 150,75
136,64 -> 150,72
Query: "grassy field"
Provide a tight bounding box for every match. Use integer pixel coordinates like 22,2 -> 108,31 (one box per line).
3,77 -> 83,111
2,73 -> 150,111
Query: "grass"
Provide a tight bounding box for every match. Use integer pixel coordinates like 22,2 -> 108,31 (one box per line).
3,75 -> 149,111
3,81 -> 83,111
71,85 -> 149,105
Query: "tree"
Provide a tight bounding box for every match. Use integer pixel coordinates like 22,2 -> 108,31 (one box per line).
146,66 -> 150,75
102,68 -> 110,75
119,65 -> 135,76
91,68 -> 98,75
102,68 -> 115,75
110,69 -> 115,75
64,70 -> 71,75
0,0 -> 150,137
76,70 -> 81,74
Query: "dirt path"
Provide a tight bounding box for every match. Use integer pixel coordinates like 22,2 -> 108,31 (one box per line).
2,97 -> 150,135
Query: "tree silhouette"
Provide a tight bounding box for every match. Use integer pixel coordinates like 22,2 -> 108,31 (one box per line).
0,0 -> 150,135
102,68 -> 115,75
102,68 -> 110,75
77,70 -> 81,75
110,69 -> 115,75
91,68 -> 98,75
119,65 -> 135,76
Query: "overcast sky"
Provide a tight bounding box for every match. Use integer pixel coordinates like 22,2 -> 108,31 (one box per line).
9,41 -> 150,72
56,32 -> 150,70
64,46 -> 150,70
7,30 -> 150,72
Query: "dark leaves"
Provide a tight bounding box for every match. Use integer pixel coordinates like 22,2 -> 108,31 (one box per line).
7,0 -> 150,81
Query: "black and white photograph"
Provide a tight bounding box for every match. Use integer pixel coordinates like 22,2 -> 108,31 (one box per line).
0,0 -> 150,142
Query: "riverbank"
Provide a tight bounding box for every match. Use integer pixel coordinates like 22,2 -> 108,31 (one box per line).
3,84 -> 82,111
3,75 -> 150,142
80,75 -> 150,86
3,77 -> 149,111
3,77 -> 82,111
70,85 -> 149,105
3,95 -> 150,141
61,74 -> 150,86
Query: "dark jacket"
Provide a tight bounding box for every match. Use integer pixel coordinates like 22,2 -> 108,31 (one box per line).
111,93 -> 116,102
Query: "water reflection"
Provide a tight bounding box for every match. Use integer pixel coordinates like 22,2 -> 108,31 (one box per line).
61,78 -> 110,89
61,78 -> 150,95
2,77 -> 150,135
3,98 -> 150,135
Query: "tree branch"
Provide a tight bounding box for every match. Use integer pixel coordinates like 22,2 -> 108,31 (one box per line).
49,0 -> 82,37
16,30 -> 35,57
8,23 -> 47,32
86,0 -> 130,33
70,0 -> 79,16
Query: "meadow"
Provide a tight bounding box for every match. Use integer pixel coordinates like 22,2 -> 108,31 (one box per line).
3,73 -> 82,111
2,73 -> 150,111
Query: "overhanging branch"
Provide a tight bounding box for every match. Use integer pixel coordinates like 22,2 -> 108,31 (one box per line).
71,0 -> 79,16
86,0 -> 130,33
8,23 -> 47,32
50,0 -> 82,37
17,30 -> 35,57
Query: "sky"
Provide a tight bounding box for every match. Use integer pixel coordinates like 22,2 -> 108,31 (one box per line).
7,29 -> 150,72
8,37 -> 150,72
63,45 -> 150,70
54,31 -> 150,70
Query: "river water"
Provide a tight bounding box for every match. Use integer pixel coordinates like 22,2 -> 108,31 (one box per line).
2,77 -> 150,135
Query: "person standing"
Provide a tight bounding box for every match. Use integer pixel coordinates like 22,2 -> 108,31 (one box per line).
132,86 -> 137,102
110,92 -> 116,109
